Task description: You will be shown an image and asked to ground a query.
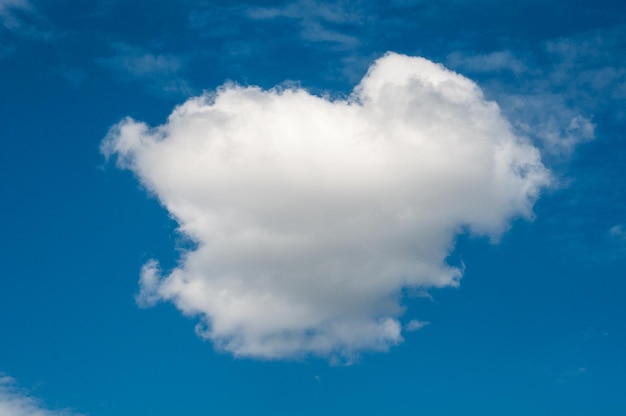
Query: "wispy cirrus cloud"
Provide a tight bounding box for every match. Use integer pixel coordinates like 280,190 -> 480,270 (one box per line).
0,0 -> 55,56
447,25 -> 626,156
446,51 -> 527,75
545,25 -> 626,110
0,0 -> 31,30
103,52 -> 550,361
0,0 -> 54,39
96,43 -> 193,96
247,0 -> 364,48
446,55 -> 592,155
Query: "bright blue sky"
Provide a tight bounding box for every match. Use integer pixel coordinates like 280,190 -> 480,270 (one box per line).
1,0 -> 625,415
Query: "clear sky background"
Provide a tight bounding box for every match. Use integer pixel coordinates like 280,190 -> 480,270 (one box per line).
1,0 -> 625,415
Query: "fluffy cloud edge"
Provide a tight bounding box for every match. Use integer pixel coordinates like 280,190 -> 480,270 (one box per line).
0,375 -> 82,416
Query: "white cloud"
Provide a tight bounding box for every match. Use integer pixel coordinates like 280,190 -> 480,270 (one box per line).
103,52 -> 551,360
0,375 -> 81,416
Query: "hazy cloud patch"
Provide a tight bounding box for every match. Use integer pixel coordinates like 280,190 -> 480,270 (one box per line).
247,0 -> 364,48
0,0 -> 32,31
446,50 -> 595,155
405,320 -> 430,332
447,26 -> 626,155
0,0 -> 55,53
609,224 -> 626,243
96,43 -> 193,96
447,51 -> 527,75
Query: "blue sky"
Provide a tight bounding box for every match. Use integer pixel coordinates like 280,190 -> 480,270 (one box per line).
1,0 -> 625,414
